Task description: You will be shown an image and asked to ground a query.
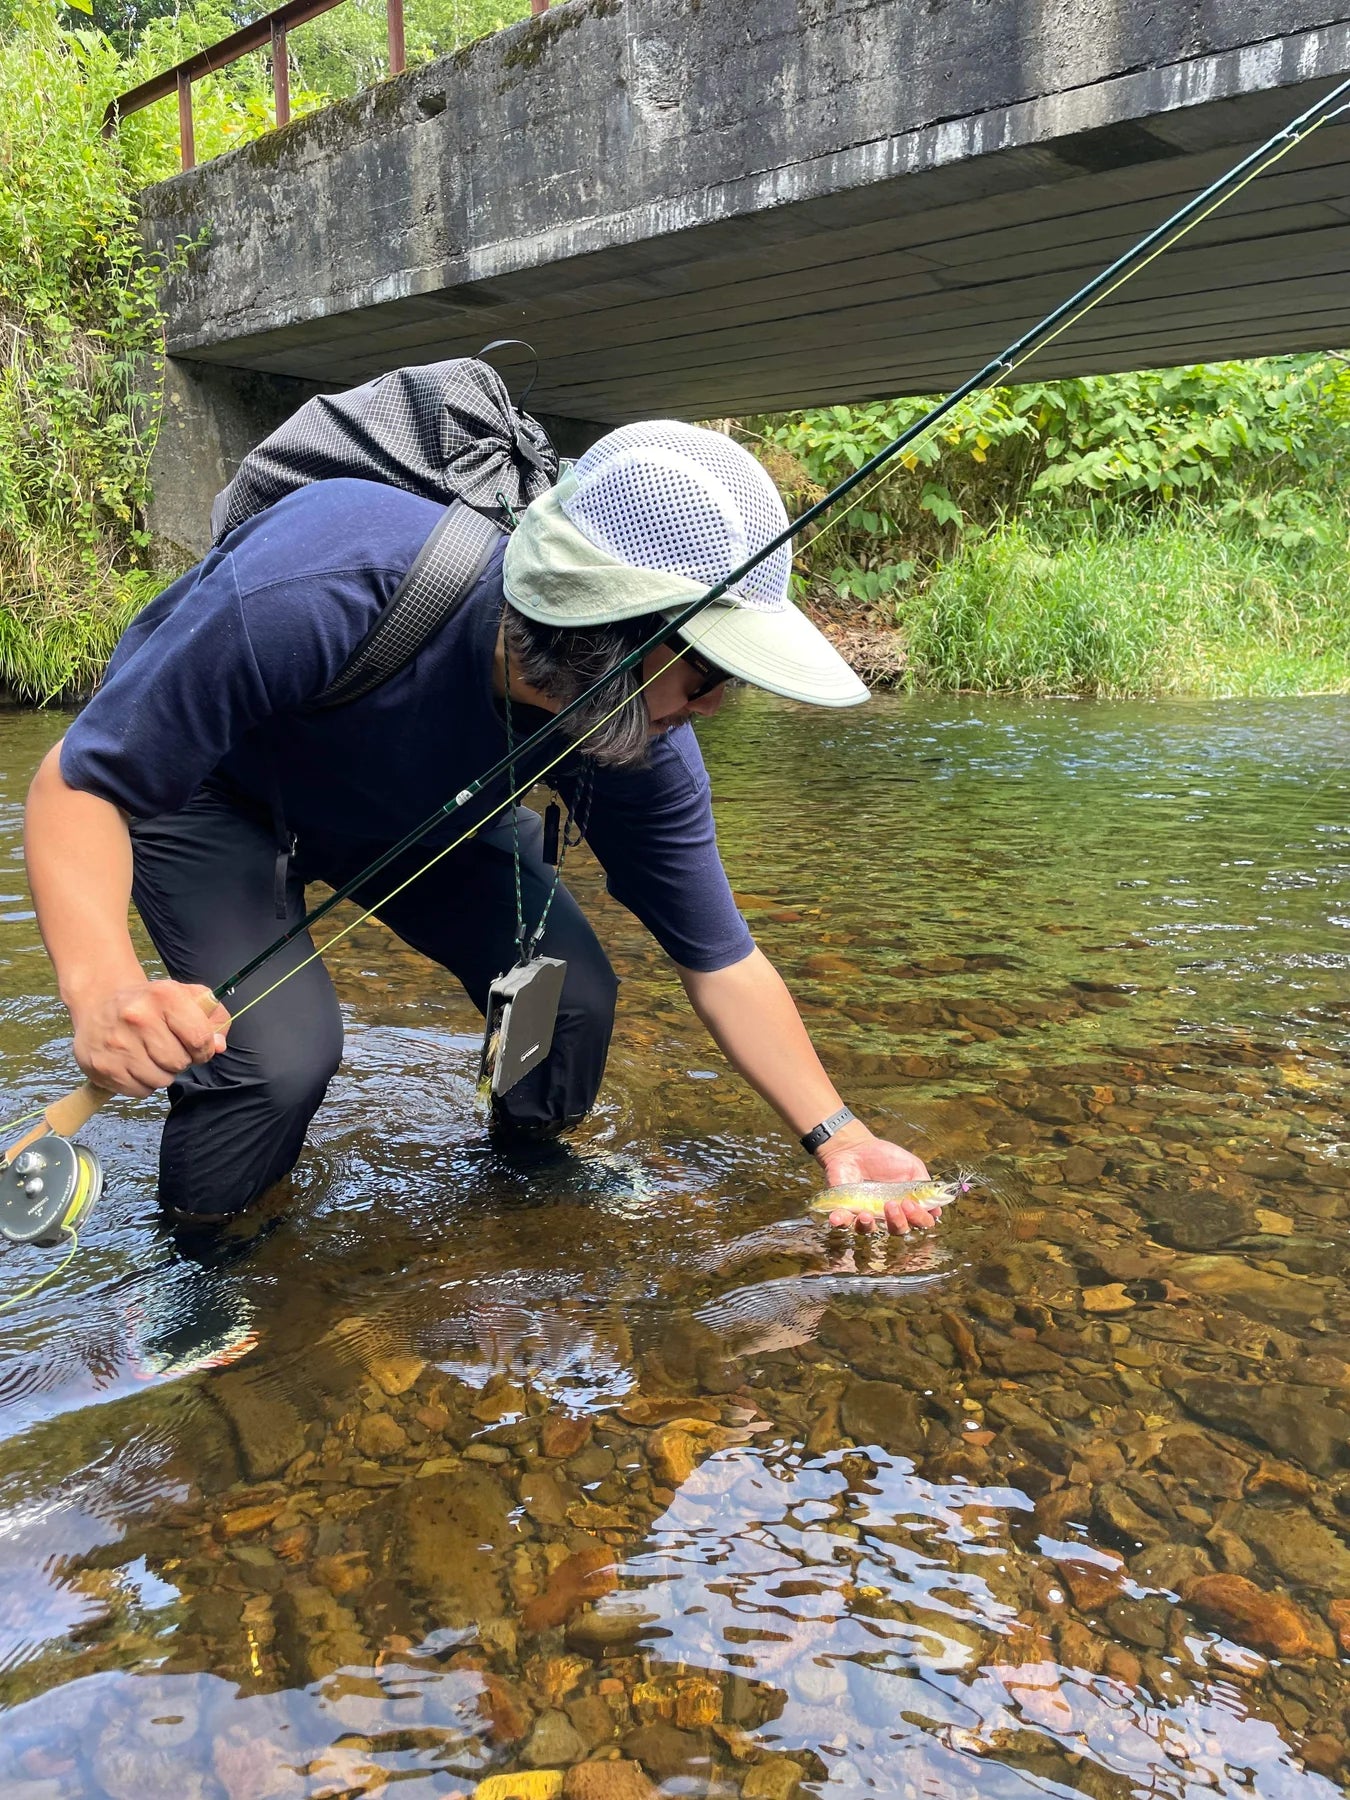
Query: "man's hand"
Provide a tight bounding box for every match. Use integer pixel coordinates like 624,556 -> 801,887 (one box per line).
818,1126 -> 937,1236
71,981 -> 231,1098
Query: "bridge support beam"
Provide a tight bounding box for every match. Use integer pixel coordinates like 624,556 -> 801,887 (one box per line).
148,359 -> 331,568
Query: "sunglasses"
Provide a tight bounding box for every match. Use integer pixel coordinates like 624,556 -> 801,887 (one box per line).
662,631 -> 732,700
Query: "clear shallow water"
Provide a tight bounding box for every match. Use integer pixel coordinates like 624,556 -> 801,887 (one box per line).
0,692 -> 1347,1798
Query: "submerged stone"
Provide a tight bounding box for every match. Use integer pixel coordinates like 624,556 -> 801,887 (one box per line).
1181,1573 -> 1335,1659
1163,1373 -> 1348,1475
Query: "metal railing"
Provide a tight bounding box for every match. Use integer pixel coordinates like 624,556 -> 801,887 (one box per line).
102,0 -> 550,171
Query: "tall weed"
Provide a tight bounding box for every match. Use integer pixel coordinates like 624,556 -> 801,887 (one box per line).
0,11 -> 167,699
898,509 -> 1350,698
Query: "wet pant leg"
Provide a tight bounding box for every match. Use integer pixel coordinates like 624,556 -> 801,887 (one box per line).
129,791 -> 343,1219
340,808 -> 617,1137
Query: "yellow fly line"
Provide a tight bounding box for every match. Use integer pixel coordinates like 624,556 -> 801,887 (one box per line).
228,617 -> 730,1023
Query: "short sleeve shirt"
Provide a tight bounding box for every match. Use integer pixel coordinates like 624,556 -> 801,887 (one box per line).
60,479 -> 754,972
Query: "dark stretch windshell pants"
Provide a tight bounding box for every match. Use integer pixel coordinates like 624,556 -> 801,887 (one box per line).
129,784 -> 617,1219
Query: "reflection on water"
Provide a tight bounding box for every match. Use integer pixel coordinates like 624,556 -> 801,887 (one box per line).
0,694 -> 1347,1796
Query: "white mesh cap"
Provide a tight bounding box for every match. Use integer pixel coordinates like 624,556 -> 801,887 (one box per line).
561,421 -> 794,611
501,420 -> 869,707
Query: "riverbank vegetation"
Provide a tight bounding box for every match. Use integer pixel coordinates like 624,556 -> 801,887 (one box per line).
1,4 -> 1347,702
745,358 -> 1350,697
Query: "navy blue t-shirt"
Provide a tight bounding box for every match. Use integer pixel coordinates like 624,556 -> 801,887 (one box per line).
62,480 -> 754,972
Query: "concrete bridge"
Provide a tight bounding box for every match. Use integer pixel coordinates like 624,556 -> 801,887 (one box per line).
142,0 -> 1350,558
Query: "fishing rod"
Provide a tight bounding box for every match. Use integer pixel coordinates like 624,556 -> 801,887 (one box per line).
3,68 -> 1349,1253
216,67 -> 1350,1002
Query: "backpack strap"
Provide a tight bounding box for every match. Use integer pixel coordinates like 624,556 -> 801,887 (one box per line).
312,500 -> 502,709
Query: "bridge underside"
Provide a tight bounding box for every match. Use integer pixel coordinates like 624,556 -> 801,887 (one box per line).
141,2 -> 1350,553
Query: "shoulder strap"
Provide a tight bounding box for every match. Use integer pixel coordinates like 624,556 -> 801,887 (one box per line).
312,500 -> 502,710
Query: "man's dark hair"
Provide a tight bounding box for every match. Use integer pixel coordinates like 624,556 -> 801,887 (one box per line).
504,603 -> 657,768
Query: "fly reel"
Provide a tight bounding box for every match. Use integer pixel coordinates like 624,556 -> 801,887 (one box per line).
0,1136 -> 104,1247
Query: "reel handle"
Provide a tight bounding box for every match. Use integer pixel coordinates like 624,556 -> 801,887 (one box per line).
3,990 -> 223,1164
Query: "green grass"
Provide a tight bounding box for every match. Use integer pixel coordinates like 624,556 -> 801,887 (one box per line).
893,509 -> 1350,698
0,553 -> 157,704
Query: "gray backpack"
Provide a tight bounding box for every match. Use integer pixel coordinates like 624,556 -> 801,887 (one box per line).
210,351 -> 559,708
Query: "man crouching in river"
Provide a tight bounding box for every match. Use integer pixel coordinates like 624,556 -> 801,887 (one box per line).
24,421 -> 939,1236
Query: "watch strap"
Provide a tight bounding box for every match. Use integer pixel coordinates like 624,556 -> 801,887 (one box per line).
800,1106 -> 856,1155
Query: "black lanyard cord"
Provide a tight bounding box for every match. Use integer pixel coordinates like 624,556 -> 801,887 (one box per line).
503,650 -> 594,966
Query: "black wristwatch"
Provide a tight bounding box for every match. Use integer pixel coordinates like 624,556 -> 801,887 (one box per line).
800,1106 -> 857,1155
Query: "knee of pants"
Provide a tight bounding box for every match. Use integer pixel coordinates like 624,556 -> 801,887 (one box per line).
246,1017 -> 344,1121
160,1020 -> 342,1219
556,954 -> 619,1040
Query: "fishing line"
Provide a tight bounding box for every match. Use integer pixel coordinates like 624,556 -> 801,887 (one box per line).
207,69 -> 1350,1020
0,1230 -> 80,1314
227,614 -> 729,1025
0,1106 -> 44,1138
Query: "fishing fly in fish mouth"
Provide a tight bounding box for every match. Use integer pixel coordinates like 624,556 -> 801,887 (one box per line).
19,417 -> 938,1237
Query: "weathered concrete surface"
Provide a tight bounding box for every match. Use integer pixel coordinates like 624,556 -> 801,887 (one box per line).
152,360 -> 331,565
141,0 -> 1350,543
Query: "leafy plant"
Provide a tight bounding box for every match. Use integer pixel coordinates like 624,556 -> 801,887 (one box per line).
0,10 -> 169,698
747,356 -> 1350,599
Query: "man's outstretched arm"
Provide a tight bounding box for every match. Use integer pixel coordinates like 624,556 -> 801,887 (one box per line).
25,742 -> 230,1097
678,945 -> 938,1234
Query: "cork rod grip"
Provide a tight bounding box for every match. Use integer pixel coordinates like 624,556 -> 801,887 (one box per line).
3,990 -> 223,1164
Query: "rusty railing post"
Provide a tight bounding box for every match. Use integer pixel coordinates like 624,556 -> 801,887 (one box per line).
177,68 -> 196,170
387,0 -> 405,76
272,18 -> 291,126
530,0 -> 549,13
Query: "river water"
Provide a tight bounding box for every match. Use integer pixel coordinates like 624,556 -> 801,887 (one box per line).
0,693 -> 1346,1798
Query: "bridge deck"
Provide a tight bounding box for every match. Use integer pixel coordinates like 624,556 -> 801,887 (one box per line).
142,1 -> 1350,426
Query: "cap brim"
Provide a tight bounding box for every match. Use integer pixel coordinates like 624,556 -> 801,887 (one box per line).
670,603 -> 868,708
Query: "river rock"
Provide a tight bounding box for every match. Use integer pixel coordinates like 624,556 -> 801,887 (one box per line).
839,1380 -> 924,1455
741,1758 -> 804,1799
1168,1255 -> 1328,1328
355,1412 -> 409,1460
939,1311 -> 980,1371
989,1332 -> 1068,1378
621,1722 -> 712,1784
475,1775 -> 563,1800
1233,1505 -> 1350,1593
523,1547 -> 616,1633
1053,1552 -> 1126,1612
1081,1284 -> 1133,1315
565,1602 -> 661,1659
564,1761 -> 659,1799
395,1468 -> 508,1625
1244,1457 -> 1312,1500
1094,1484 -> 1165,1548
647,1425 -> 699,1488
523,1710 -> 586,1768
1162,1374 -> 1348,1475
1144,1196 -> 1252,1252
542,1415 -> 593,1459
520,1471 -> 570,1526
207,1380 -> 308,1481
1063,1149 -> 1107,1186
1155,1433 -> 1247,1499
1180,1574 -> 1335,1659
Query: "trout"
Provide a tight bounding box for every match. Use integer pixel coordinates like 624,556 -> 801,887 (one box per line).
807,1177 -> 965,1221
